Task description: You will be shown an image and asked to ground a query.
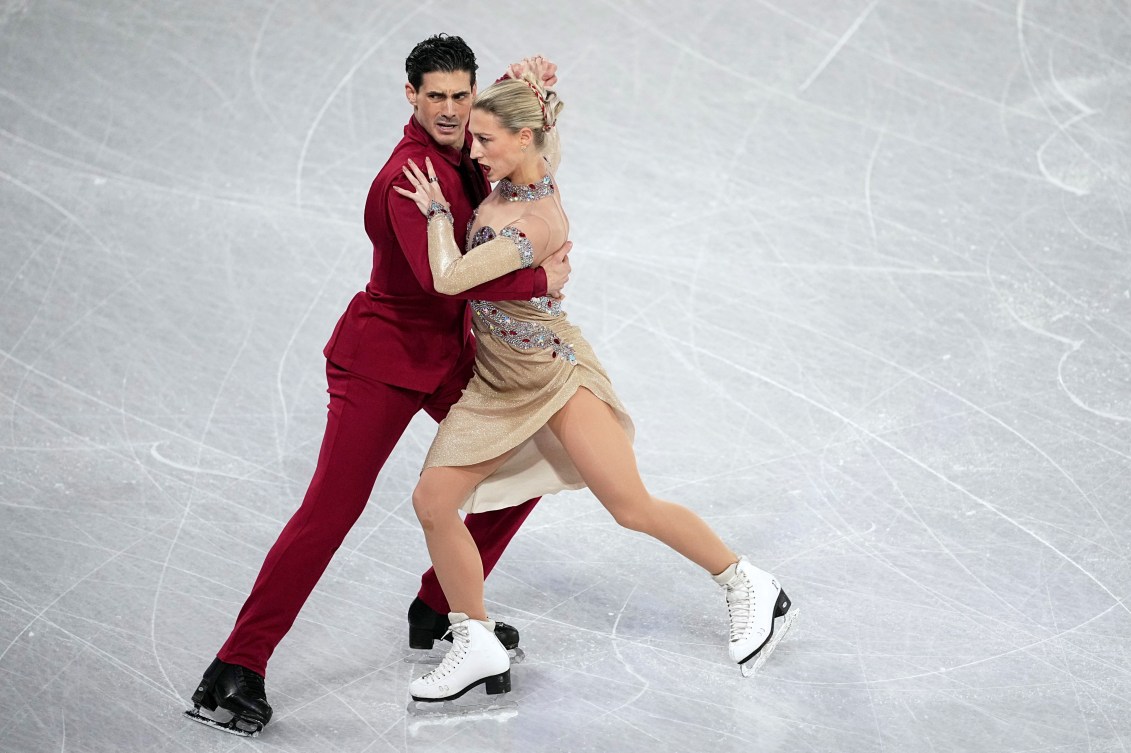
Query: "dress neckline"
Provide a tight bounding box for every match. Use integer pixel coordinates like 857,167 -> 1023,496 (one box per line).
498,174 -> 555,202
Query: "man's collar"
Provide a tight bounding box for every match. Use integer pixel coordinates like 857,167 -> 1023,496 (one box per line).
404,115 -> 473,166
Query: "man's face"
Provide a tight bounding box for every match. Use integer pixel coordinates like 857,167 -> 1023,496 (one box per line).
405,70 -> 476,149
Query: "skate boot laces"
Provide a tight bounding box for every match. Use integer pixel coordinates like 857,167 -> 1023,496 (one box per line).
421,623 -> 470,684
725,574 -> 756,643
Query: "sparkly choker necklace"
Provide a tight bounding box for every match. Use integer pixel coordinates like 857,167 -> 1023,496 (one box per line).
498,174 -> 555,202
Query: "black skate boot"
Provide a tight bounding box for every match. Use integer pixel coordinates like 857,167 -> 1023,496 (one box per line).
184,658 -> 272,737
408,596 -> 521,652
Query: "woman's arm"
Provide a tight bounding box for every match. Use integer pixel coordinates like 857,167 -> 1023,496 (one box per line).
386,184 -> 548,300
424,208 -> 549,295
394,157 -> 554,295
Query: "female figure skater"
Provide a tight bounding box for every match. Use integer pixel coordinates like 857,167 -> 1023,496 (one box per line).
394,70 -> 794,703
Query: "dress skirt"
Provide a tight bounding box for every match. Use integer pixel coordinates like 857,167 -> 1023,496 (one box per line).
423,297 -> 634,513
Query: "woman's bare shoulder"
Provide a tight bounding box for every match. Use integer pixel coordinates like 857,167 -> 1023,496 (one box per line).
474,196 -> 521,227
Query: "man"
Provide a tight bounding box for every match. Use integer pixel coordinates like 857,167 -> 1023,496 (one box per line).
185,34 -> 570,737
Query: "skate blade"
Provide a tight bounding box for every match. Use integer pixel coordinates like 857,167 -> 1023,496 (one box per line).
183,707 -> 262,737
404,646 -> 525,666
740,608 -> 798,678
406,696 -> 519,727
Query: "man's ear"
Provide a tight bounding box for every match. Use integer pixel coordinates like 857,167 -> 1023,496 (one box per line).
405,82 -> 417,108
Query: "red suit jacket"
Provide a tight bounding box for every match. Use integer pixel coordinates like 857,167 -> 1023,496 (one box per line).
324,116 -> 549,392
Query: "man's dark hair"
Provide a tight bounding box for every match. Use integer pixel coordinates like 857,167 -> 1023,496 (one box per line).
405,34 -> 478,90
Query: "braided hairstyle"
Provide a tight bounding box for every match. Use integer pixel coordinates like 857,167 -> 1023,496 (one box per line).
472,72 -> 563,153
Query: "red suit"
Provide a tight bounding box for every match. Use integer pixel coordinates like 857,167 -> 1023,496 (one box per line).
217,115 -> 546,676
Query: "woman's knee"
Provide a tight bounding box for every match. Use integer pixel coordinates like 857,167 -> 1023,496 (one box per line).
607,495 -> 655,532
412,481 -> 457,531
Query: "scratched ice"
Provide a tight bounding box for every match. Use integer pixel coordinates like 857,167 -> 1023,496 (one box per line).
1,2 -> 1129,752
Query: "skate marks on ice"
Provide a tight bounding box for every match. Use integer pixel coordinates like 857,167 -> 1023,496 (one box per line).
405,695 -> 519,733
3,0 -> 1131,751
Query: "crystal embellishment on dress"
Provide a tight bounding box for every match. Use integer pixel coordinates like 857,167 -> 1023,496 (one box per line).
526,296 -> 562,315
498,174 -> 555,202
469,301 -> 577,364
468,224 -> 533,269
468,224 -> 493,252
466,223 -> 574,364
499,226 -> 534,268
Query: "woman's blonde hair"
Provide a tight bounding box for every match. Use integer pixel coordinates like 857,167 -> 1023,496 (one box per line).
473,72 -> 564,152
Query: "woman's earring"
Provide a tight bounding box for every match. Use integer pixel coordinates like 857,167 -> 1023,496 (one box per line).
521,145 -> 528,152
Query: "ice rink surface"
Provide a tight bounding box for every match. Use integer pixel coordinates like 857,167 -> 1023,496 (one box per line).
2,1 -> 1130,751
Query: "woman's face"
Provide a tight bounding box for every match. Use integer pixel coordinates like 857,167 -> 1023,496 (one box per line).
469,109 -> 528,182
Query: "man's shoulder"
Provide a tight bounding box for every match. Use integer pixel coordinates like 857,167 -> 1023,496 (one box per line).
389,133 -> 434,160
373,139 -> 436,187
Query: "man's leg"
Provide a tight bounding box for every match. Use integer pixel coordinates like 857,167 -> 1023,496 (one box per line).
216,362 -> 423,675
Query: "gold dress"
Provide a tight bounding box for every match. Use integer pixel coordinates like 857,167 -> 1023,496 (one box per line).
421,177 -> 634,513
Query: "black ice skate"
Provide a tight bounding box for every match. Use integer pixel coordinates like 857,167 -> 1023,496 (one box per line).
184,657 -> 272,737
407,596 -> 525,664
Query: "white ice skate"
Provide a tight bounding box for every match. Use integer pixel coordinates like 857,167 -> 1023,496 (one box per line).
405,596 -> 526,666
404,644 -> 526,668
409,613 -> 511,705
714,557 -> 796,676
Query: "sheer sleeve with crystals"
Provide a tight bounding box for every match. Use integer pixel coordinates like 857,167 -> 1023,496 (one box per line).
425,203 -> 535,296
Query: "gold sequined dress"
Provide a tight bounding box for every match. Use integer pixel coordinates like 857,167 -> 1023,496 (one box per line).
420,178 -> 634,513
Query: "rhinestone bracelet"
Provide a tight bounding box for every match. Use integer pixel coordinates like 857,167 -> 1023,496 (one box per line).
426,201 -> 453,225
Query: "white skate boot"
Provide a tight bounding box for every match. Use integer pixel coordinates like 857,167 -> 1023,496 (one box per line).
409,613 -> 511,703
713,557 -> 796,676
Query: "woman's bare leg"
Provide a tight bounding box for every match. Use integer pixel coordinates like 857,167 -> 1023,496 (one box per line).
413,453 -> 514,621
546,388 -> 737,574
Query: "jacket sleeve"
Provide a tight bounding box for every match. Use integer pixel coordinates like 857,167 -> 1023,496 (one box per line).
388,178 -> 548,301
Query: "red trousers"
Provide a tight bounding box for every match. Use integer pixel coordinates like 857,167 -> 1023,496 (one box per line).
217,357 -> 539,676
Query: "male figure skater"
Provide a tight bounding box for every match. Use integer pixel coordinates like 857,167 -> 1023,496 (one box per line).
185,35 -> 569,736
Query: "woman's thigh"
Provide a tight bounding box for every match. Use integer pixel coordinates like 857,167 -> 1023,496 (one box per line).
547,388 -> 648,510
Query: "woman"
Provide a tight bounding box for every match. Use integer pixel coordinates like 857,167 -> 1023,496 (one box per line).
394,70 -> 794,703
